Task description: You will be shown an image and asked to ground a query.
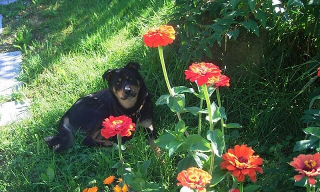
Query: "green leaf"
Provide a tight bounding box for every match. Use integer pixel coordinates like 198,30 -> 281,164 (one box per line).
309,95 -> 320,109
255,9 -> 266,28
287,0 -> 305,7
241,19 -> 259,36
168,94 -> 185,113
169,140 -> 184,157
224,123 -> 242,128
175,120 -> 187,133
184,107 -> 202,115
155,133 -> 175,149
185,134 -> 211,152
172,86 -> 195,95
293,138 -> 318,152
248,0 -> 257,11
210,169 -> 229,186
304,127 -> 320,138
207,129 -> 225,157
177,155 -> 198,172
249,19 -> 259,36
226,29 -> 239,40
41,173 -> 48,182
155,94 -> 170,105
209,106 -> 227,123
46,167 -> 55,182
207,24 -> 223,33
230,0 -> 239,8
244,185 -> 261,192
141,160 -> 151,177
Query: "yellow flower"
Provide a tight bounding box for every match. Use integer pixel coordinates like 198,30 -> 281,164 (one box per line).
117,178 -> 123,183
122,184 -> 129,192
113,185 -> 122,192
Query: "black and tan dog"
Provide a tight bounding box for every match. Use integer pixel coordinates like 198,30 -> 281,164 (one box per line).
45,62 -> 154,152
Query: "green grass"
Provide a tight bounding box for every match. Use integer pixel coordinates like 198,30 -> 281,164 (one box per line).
0,0 -> 315,191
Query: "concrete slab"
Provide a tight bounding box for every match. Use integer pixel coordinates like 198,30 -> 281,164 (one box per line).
0,0 -> 17,5
0,100 -> 30,126
0,51 -> 22,96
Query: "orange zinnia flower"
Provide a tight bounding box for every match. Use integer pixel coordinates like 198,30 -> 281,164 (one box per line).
177,167 -> 212,192
185,62 -> 222,86
103,175 -> 115,185
289,153 -> 320,185
101,115 -> 135,139
143,25 -> 175,47
82,186 -> 98,192
220,144 -> 263,182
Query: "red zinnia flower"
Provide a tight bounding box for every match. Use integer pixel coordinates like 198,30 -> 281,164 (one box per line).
177,167 -> 212,192
220,144 -> 263,182
101,115 -> 135,139
143,25 -> 175,47
214,74 -> 230,87
185,62 -> 221,86
317,67 -> 320,77
289,153 -> 320,185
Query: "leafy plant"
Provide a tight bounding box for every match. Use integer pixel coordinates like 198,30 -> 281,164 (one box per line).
13,28 -> 32,53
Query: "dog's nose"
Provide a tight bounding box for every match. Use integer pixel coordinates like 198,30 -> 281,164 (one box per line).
124,86 -> 133,96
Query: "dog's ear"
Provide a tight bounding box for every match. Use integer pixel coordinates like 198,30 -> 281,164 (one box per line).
125,62 -> 140,71
102,69 -> 114,81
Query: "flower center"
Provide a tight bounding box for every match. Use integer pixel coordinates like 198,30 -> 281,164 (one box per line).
112,120 -> 123,125
304,159 -> 317,170
238,156 -> 248,163
188,175 -> 200,183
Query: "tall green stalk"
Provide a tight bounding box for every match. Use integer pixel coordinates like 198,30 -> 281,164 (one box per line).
216,88 -> 225,138
117,134 -> 124,166
198,98 -> 204,135
157,46 -> 173,96
239,182 -> 244,192
202,85 -> 213,131
202,84 -> 215,175
306,183 -> 310,192
157,45 -> 182,120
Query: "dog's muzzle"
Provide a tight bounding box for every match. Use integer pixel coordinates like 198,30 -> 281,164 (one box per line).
122,85 -> 136,99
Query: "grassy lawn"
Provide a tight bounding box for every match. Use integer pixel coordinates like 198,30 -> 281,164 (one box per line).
0,0 -> 317,191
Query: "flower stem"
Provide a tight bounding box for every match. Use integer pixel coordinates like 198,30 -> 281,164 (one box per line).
209,147 -> 215,177
239,182 -> 244,192
198,98 -> 203,135
306,183 -> 311,192
216,88 -> 224,134
202,85 -> 213,130
157,45 -> 182,121
117,134 -> 124,165
158,46 -> 173,96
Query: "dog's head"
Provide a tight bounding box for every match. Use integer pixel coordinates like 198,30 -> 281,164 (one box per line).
102,62 -> 143,108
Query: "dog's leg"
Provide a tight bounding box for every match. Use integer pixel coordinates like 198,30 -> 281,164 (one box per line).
138,120 -> 160,155
82,130 -> 114,147
45,117 -> 74,152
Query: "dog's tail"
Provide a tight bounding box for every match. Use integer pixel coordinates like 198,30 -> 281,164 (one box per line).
45,117 -> 74,152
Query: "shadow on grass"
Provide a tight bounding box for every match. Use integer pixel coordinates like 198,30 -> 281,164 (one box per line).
20,0 -> 169,83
